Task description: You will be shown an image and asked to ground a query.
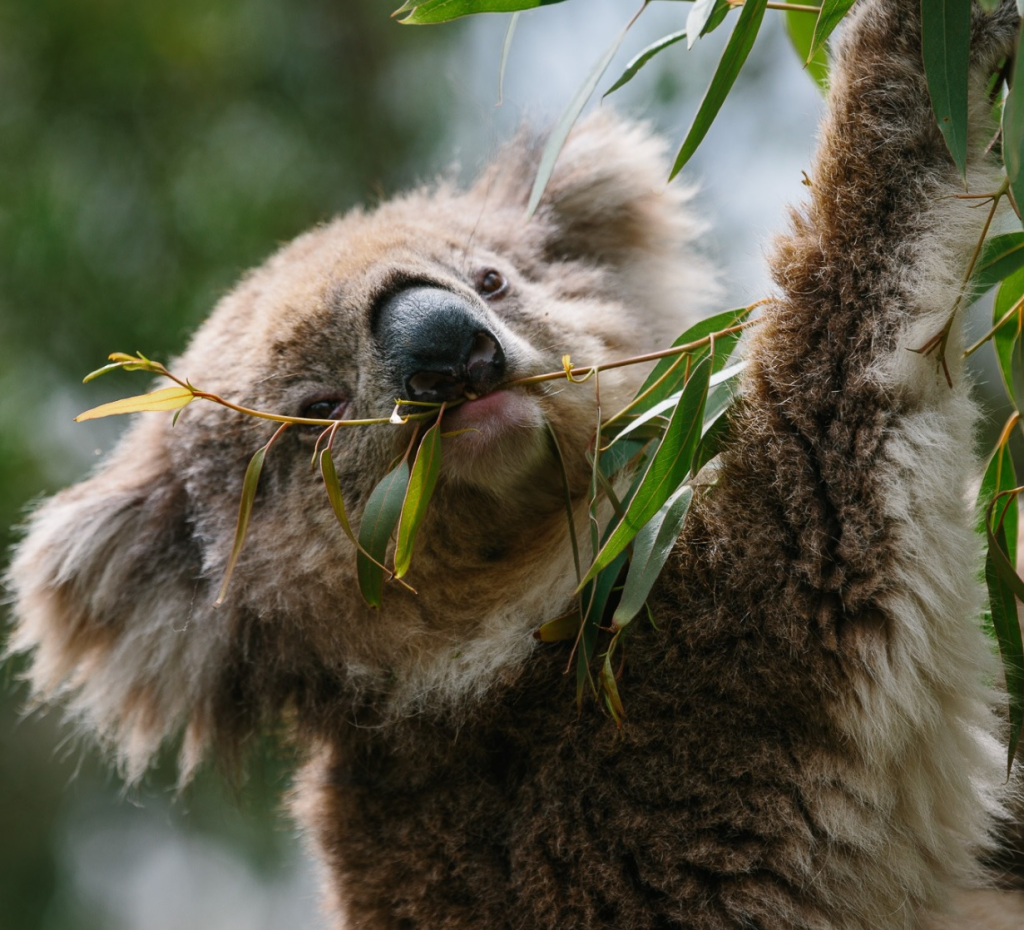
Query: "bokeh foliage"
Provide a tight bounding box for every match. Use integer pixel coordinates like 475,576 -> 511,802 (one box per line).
0,0 -> 458,926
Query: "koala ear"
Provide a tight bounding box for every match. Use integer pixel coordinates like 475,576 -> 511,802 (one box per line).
6,415 -> 223,783
477,110 -> 701,268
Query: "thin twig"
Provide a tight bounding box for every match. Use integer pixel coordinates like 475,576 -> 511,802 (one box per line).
507,318 -> 759,390
964,293 -> 1024,357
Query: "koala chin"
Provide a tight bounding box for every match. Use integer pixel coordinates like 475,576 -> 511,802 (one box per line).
8,1 -> 1024,928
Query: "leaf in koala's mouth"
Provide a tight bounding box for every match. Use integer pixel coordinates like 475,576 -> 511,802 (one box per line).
357,459 -> 411,609
394,418 -> 443,579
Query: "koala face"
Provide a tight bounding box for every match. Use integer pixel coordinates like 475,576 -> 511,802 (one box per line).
7,112 -> 715,778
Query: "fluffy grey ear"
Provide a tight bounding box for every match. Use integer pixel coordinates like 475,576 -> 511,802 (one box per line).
5,415 -> 223,783
477,110 -> 704,268
537,110 -> 701,266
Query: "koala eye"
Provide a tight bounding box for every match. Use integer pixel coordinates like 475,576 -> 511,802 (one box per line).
474,268 -> 507,299
299,394 -> 350,422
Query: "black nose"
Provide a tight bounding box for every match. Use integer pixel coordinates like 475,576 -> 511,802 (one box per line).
374,286 -> 506,403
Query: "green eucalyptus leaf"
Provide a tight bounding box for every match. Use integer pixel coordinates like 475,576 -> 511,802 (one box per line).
671,0 -> 767,178
692,401 -> 734,475
635,305 -> 751,409
971,233 -> 1024,297
75,386 -> 194,421
598,437 -> 649,480
807,0 -> 856,60
534,610 -> 582,642
985,520 -> 1024,773
604,29 -> 687,97
611,484 -> 693,631
527,23 -> 628,217
1003,32 -> 1024,222
921,0 -> 971,181
581,356 -> 711,586
979,438 -> 1018,569
599,649 -> 626,724
576,550 -> 627,709
394,420 -> 443,578
82,354 -> 159,382
396,0 -> 566,25
992,267 -> 1024,405
214,446 -> 267,607
357,459 -> 411,608
547,421 -> 583,581
611,358 -> 745,449
686,0 -> 731,49
607,393 -> 680,447
703,360 -> 745,420
497,12 -> 520,105
785,9 -> 828,93
320,449 -> 359,546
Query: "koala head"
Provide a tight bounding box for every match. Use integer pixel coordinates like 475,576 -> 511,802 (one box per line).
6,112 -> 715,780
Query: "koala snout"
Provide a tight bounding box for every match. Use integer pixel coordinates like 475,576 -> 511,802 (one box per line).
375,286 -> 506,403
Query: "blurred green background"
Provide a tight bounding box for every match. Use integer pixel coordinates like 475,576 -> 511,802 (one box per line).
0,1 -> 834,927
0,1 -> 461,926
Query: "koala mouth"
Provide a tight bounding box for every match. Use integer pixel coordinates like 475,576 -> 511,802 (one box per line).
441,388 -> 544,448
406,332 -> 504,404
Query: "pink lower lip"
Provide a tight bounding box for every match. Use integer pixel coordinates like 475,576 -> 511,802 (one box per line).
441,389 -> 541,433
449,391 -> 509,419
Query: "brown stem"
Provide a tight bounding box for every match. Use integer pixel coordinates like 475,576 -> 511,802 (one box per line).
506,317 -> 759,390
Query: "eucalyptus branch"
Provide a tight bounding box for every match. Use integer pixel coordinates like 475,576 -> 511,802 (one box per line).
77,316 -> 761,430
506,317 -> 759,391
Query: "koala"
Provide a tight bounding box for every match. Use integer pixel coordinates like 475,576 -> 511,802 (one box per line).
8,0 -> 1024,927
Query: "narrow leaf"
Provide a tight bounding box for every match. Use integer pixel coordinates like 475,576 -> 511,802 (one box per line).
922,0 -> 971,180
527,24 -> 628,217
808,0 -> 856,59
785,9 -> 828,93
576,550 -> 627,709
978,437 -> 1018,569
320,449 -> 359,546
497,12 -> 520,105
611,358 -> 745,450
75,386 -> 194,422
612,485 -> 693,630
636,305 -> 751,407
992,268 -> 1024,405
534,610 -> 581,642
397,0 -> 567,25
547,421 -> 583,581
605,29 -> 687,97
357,460 -> 411,608
971,233 -> 1024,296
214,446 -> 267,606
703,360 -> 746,421
599,650 -> 626,725
394,420 -> 443,578
985,520 -> 1024,773
598,437 -> 648,480
692,403 -> 734,475
83,353 -> 162,383
686,0 -> 730,49
1003,32 -> 1024,222
671,0 -> 768,179
581,356 -> 712,586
